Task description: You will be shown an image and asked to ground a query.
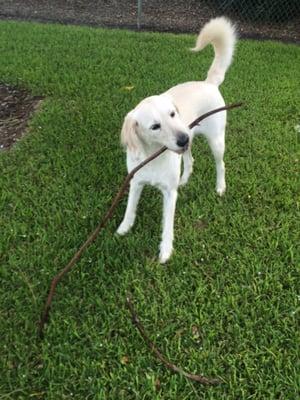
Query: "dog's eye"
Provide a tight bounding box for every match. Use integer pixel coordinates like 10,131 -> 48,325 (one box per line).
170,111 -> 175,118
151,123 -> 161,130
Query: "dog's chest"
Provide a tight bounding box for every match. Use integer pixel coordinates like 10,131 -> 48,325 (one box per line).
127,151 -> 181,191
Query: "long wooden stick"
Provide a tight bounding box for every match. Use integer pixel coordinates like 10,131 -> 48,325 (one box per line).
126,295 -> 222,385
38,145 -> 167,338
38,102 -> 242,338
188,102 -> 243,129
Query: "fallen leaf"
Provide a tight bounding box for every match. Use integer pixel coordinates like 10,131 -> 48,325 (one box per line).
121,85 -> 135,91
192,325 -> 201,340
120,355 -> 130,365
155,378 -> 161,392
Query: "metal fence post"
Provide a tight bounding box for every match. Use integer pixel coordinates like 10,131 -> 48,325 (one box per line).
137,0 -> 142,29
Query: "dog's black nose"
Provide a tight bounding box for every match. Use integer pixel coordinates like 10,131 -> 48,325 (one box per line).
176,133 -> 189,148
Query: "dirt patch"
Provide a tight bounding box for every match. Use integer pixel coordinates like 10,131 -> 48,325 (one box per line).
194,219 -> 208,230
0,0 -> 299,43
0,84 -> 43,150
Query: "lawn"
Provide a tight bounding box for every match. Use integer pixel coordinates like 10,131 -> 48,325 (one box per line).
0,20 -> 299,399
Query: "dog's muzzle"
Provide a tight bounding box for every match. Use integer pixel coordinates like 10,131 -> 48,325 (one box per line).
176,133 -> 189,153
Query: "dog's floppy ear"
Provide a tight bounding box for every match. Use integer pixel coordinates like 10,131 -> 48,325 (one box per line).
121,113 -> 141,153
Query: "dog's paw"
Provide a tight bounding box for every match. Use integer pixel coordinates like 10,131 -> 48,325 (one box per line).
179,175 -> 189,187
116,221 -> 132,236
159,247 -> 173,264
216,186 -> 226,197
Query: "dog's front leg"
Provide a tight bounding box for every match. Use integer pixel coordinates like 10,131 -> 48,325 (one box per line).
117,180 -> 143,235
179,148 -> 194,186
159,188 -> 178,264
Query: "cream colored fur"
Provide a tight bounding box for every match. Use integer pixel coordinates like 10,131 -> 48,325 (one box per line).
118,17 -> 237,263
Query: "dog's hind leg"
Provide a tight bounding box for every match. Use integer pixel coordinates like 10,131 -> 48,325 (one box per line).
117,180 -> 144,235
206,130 -> 226,196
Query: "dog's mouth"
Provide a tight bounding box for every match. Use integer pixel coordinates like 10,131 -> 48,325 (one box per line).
174,144 -> 189,154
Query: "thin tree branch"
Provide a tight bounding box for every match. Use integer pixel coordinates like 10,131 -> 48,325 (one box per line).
38,102 -> 243,338
38,145 -> 167,338
126,295 -> 222,385
188,102 -> 243,129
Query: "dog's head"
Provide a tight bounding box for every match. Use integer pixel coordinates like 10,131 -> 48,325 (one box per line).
121,94 -> 190,155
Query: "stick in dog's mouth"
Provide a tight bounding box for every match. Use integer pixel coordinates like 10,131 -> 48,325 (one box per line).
174,146 -> 189,155
38,102 -> 243,339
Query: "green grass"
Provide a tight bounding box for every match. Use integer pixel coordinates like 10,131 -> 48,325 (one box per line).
0,20 -> 299,399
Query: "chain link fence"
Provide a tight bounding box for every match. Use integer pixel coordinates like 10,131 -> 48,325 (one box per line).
205,0 -> 300,23
0,1 -> 299,42
135,0 -> 300,42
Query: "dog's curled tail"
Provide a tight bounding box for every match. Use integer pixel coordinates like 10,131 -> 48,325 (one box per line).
191,17 -> 236,87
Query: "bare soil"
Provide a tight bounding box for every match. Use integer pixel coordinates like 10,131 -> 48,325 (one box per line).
0,0 -> 299,43
0,84 -> 43,150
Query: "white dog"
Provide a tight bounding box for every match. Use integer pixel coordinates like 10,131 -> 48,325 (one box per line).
117,17 -> 236,263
